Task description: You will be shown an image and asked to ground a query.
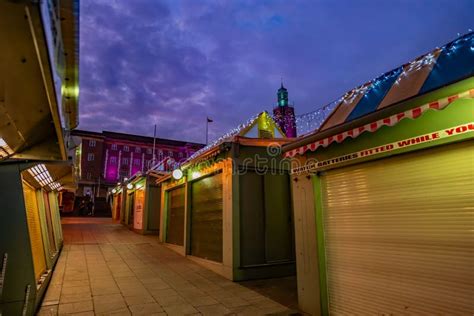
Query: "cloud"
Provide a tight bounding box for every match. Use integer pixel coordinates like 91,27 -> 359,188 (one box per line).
79,0 -> 474,143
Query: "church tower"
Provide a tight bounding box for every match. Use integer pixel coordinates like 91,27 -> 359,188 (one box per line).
273,83 -> 297,137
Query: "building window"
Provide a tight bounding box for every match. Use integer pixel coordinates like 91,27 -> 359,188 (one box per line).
135,147 -> 141,153
86,172 -> 92,180
168,150 -> 173,157
178,152 -> 183,158
134,158 -> 141,166
158,150 -> 163,160
147,148 -> 152,154
87,153 -> 94,161
89,140 -> 96,147
122,158 -> 129,165
111,144 -> 117,150
110,156 -> 117,164
123,145 -> 129,152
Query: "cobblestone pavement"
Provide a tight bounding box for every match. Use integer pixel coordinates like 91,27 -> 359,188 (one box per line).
37,217 -> 300,316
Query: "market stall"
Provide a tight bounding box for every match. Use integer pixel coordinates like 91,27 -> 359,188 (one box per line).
282,32 -> 474,315
111,188 -> 123,221
0,162 -> 70,314
158,112 -> 296,280
119,173 -> 162,234
0,1 -> 79,314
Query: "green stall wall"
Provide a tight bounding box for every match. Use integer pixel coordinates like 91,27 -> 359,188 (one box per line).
0,164 -> 38,316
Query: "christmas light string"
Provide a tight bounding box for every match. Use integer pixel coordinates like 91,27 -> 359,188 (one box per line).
290,32 -> 473,136
183,113 -> 262,164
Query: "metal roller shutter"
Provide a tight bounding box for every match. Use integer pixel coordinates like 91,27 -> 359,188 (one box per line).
43,191 -> 56,253
49,192 -> 63,245
127,193 -> 135,225
23,182 -> 47,281
190,173 -> 223,262
166,186 -> 185,246
320,141 -> 474,314
134,188 -> 145,230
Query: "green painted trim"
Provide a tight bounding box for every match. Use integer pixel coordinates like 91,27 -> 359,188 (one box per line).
143,180 -> 150,232
312,175 -> 329,316
232,171 -> 240,279
162,189 -> 169,242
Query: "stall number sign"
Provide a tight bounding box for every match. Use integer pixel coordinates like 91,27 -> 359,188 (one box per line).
291,122 -> 474,174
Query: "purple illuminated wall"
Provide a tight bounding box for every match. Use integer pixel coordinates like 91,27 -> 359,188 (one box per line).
102,141 -> 195,183
273,106 -> 297,138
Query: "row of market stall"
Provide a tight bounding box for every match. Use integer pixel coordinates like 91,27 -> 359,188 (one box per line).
112,112 -> 297,280
0,1 -> 79,315
112,33 -> 473,315
1,163 -> 67,314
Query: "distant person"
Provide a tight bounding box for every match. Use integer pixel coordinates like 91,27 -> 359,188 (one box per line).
79,200 -> 86,216
87,198 -> 94,216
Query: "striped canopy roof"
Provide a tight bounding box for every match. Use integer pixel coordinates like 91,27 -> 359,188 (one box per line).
320,32 -> 474,131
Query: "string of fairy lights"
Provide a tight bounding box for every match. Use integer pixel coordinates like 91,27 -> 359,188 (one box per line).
184,113 -> 262,164
292,31 -> 473,135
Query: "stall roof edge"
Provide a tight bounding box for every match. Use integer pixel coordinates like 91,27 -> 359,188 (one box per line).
282,76 -> 474,153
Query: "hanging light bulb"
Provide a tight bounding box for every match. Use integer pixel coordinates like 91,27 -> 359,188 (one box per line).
172,169 -> 183,180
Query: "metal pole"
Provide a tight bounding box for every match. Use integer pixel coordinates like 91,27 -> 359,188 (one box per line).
152,124 -> 156,168
205,118 -> 208,145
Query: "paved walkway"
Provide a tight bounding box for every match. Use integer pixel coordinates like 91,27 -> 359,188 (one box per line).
37,218 -> 298,316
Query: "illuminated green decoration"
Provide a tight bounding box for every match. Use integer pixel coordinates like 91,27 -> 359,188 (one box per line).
278,83 -> 288,107
257,111 -> 276,138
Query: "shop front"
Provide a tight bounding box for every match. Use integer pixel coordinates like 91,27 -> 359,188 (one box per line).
0,1 -> 79,314
158,112 -> 296,281
283,33 -> 474,315
112,189 -> 123,221
0,162 -> 68,315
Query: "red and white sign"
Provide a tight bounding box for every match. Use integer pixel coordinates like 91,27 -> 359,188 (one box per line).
291,122 -> 474,174
285,89 -> 474,158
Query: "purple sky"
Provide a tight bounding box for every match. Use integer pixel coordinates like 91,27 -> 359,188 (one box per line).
78,0 -> 473,144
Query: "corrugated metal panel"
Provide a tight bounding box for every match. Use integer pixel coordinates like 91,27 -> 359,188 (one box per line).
43,191 -> 56,254
23,182 -> 47,281
166,186 -> 185,246
133,188 -> 145,230
113,193 -> 122,220
127,193 -> 135,225
191,173 -> 223,262
49,192 -> 63,246
320,141 -> 474,314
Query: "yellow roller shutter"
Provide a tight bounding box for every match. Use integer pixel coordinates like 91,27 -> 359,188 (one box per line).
23,182 -> 47,281
320,140 -> 474,314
